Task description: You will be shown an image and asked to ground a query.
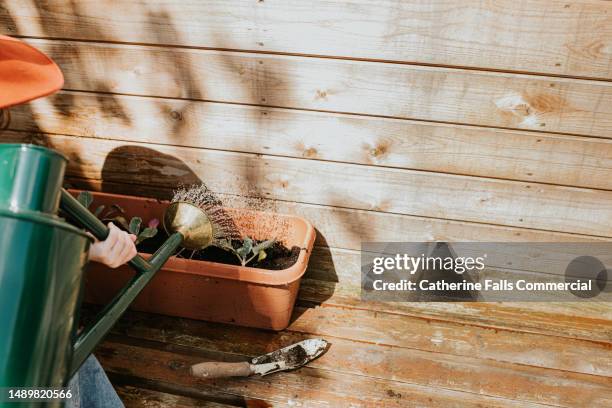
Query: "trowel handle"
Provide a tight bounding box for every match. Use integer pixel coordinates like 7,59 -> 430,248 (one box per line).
190,361 -> 253,379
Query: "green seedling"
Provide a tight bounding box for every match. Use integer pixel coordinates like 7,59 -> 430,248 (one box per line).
129,217 -> 160,245
77,191 -> 93,208
216,237 -> 276,267
77,191 -> 159,244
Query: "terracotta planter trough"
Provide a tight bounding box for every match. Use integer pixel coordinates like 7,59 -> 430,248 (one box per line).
77,191 -> 316,330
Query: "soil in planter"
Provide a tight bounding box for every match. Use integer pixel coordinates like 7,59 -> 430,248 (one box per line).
138,232 -> 301,270
92,183 -> 300,270
194,241 -> 301,270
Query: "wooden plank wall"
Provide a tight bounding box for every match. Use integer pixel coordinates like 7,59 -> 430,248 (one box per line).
1,1 -> 612,315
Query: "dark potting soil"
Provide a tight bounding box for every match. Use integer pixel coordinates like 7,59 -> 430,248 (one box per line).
137,233 -> 301,271
195,241 -> 301,270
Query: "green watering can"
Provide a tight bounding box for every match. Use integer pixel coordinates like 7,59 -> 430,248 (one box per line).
0,144 -> 211,403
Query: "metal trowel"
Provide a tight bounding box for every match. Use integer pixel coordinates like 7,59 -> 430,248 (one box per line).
190,339 -> 329,379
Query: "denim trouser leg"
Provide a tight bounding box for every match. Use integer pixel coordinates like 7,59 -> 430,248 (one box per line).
66,355 -> 124,408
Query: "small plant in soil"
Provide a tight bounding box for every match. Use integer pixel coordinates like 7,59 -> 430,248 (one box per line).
215,237 -> 276,267
77,191 -> 159,244
74,186 -> 301,270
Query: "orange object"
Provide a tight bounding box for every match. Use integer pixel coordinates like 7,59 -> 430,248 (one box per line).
0,35 -> 63,108
78,191 -> 316,331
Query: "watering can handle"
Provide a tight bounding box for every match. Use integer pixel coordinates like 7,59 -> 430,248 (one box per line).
59,189 -> 184,377
59,189 -> 152,271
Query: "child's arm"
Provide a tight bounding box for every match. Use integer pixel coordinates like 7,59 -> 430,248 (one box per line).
88,222 -> 137,268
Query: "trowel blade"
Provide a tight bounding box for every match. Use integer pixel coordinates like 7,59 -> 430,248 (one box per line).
250,338 -> 328,376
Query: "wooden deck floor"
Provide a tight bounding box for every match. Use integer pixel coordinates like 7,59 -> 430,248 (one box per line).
89,278 -> 612,408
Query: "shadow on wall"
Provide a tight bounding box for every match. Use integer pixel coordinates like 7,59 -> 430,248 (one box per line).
290,231 -> 339,324
100,145 -> 200,197
99,145 -> 338,324
2,3 -> 339,400
2,0 -> 294,204
1,0 -> 207,142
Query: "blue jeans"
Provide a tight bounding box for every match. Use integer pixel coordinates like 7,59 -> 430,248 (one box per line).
66,355 -> 124,408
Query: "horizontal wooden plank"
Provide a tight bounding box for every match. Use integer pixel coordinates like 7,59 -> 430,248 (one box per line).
115,385 -> 233,408
101,306 -> 611,377
97,336 -> 611,407
112,374 -> 263,407
19,39 -> 612,137
83,186 -> 612,251
308,246 -> 612,331
97,341 -> 540,408
308,253 -> 612,340
2,1 -> 611,79
298,278 -> 612,343
9,91 -> 612,190
10,131 -> 612,236
289,306 -> 612,378
306,246 -> 612,304
58,175 -> 610,247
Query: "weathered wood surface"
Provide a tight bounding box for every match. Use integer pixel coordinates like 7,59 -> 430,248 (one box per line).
116,385 -> 233,408
112,373 -> 275,408
2,0 -> 611,79
104,306 -> 611,378
63,175 -> 612,247
298,279 -> 612,343
8,91 -> 612,190
312,245 -> 612,324
16,39 -> 612,137
8,131 -> 612,236
91,290 -> 612,407
97,336 -> 610,408
3,1 -> 612,406
106,348 -> 512,408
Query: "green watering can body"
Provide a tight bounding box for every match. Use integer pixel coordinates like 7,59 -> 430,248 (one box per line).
0,144 -> 183,404
0,208 -> 90,389
0,144 -> 89,393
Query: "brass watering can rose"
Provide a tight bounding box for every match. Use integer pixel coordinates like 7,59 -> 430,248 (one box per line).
163,201 -> 214,250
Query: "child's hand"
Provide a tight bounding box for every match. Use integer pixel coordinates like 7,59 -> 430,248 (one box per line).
89,223 -> 137,268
